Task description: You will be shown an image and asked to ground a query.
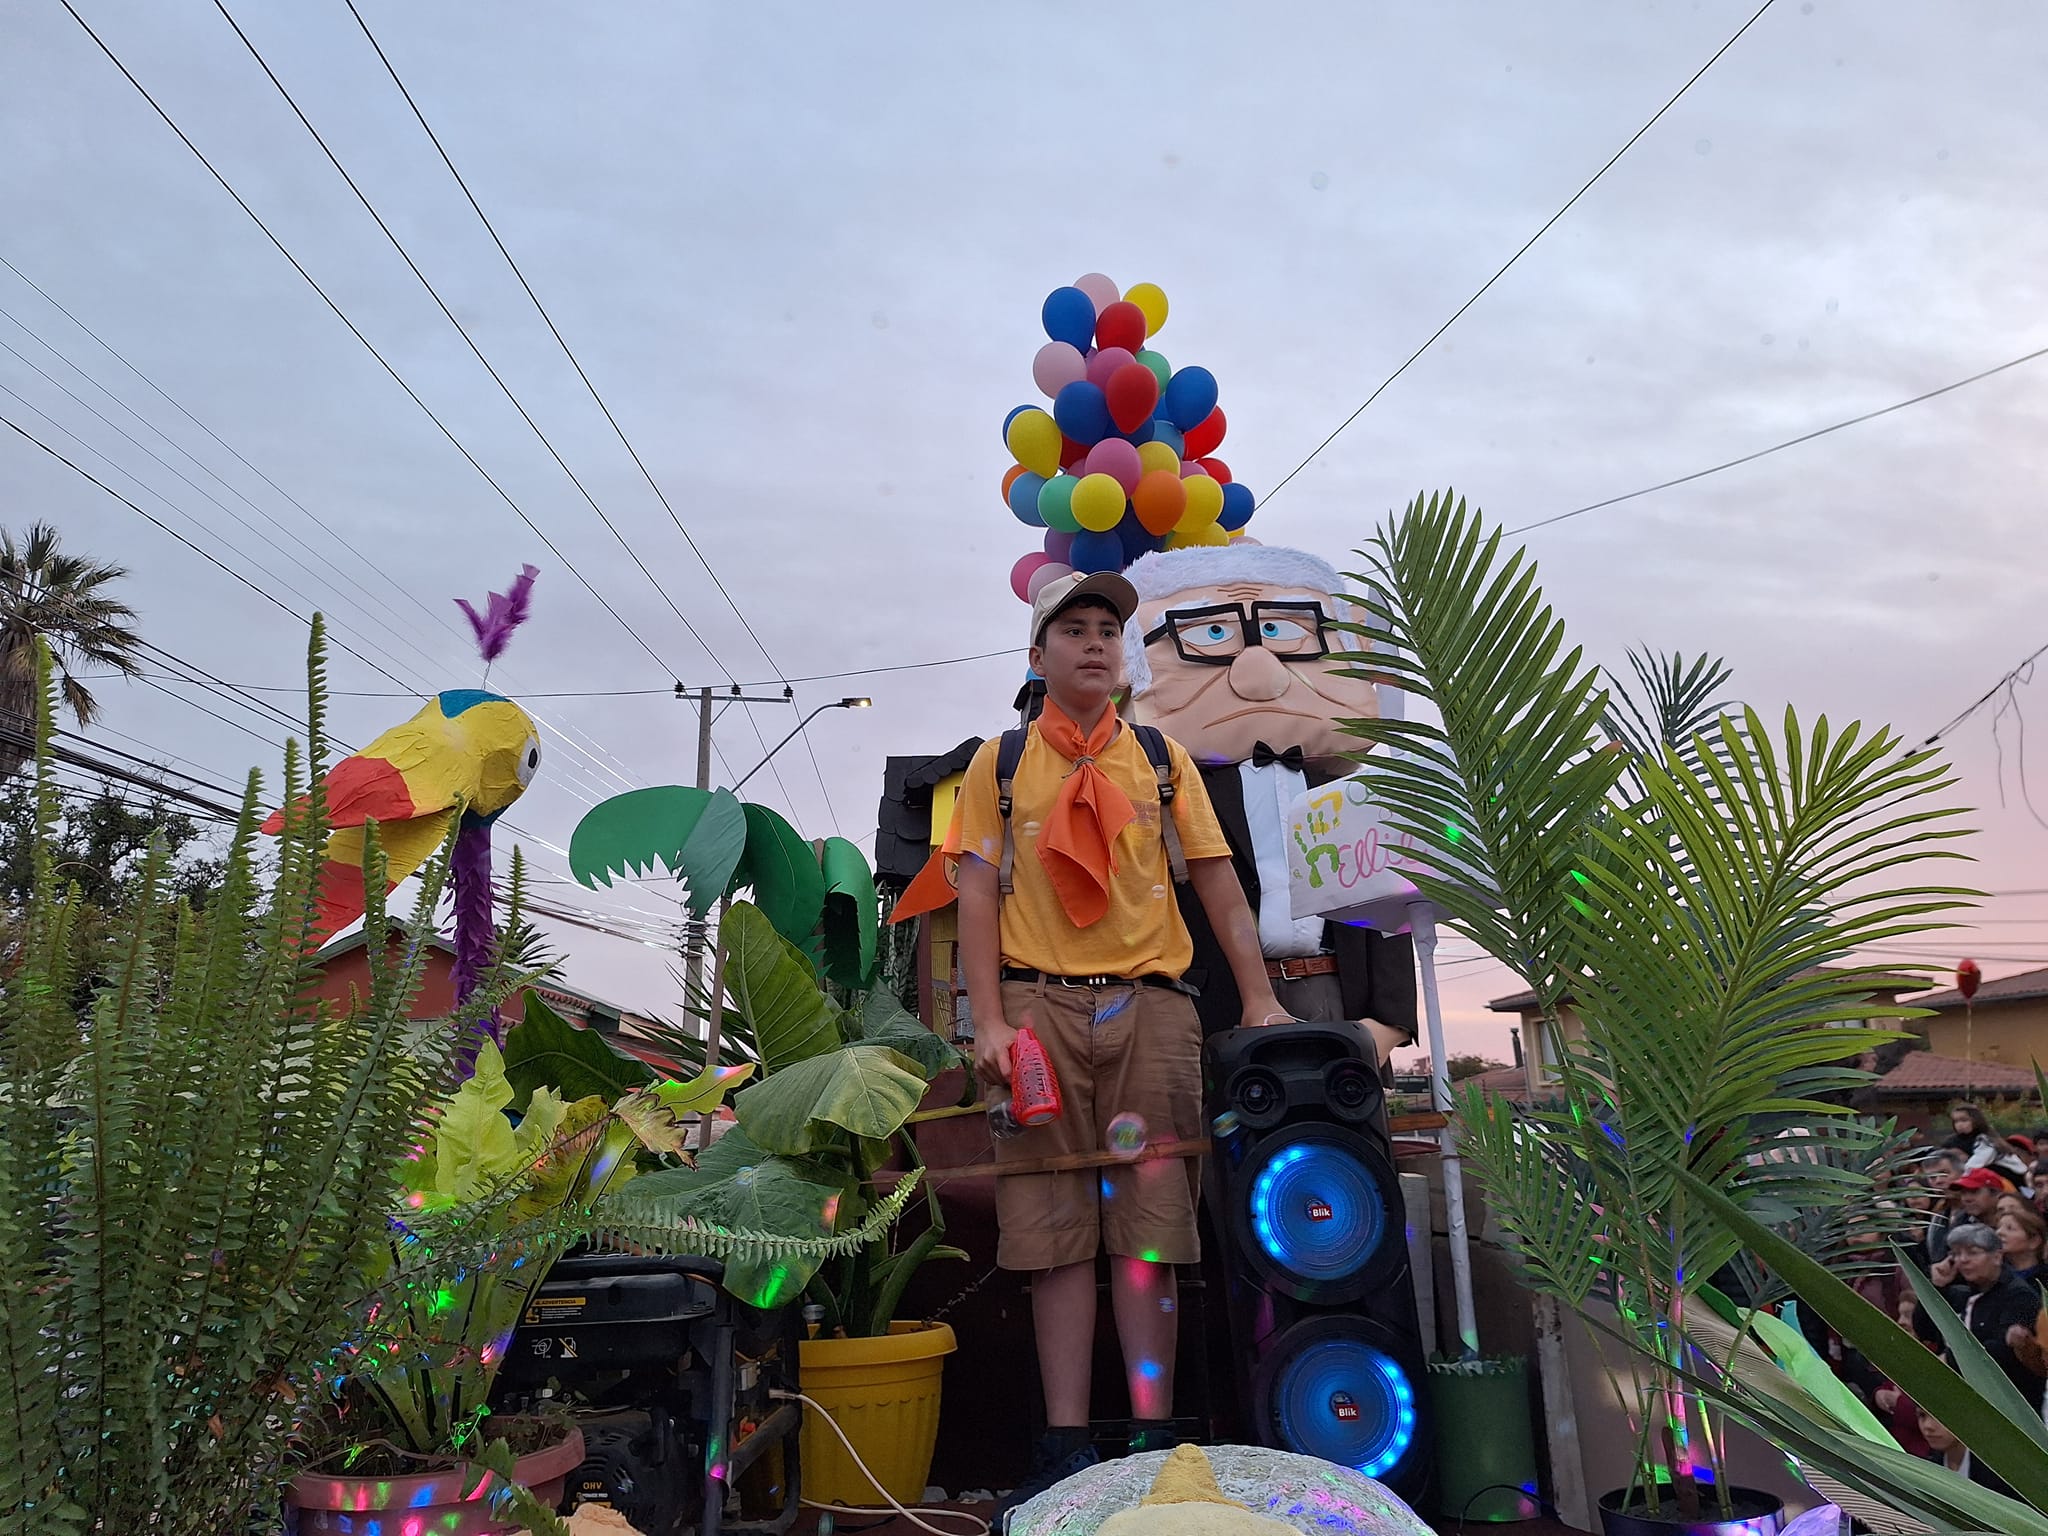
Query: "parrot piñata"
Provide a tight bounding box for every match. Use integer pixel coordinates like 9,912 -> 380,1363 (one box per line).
262,688 -> 541,946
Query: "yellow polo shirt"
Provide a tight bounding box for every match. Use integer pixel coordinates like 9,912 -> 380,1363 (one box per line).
956,722 -> 1229,979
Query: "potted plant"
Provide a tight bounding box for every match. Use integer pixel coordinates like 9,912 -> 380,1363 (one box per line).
0,631 -> 564,1533
602,900 -> 965,1508
284,1031 -> 752,1534
1345,493 -> 1969,1534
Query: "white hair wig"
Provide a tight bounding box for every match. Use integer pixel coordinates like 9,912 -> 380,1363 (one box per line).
1121,544 -> 1381,696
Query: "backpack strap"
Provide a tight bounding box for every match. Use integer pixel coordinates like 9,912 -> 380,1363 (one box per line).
996,723 -> 1190,897
1133,724 -> 1189,887
995,727 -> 1027,897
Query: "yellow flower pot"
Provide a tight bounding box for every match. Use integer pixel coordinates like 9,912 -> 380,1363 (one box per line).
798,1320 -> 957,1508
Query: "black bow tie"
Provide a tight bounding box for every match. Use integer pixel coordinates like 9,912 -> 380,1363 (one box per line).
1250,742 -> 1306,771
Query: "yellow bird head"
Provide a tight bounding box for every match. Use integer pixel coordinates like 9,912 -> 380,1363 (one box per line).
431,689 -> 541,820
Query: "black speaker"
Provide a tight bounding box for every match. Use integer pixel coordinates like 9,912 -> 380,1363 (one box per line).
1203,1021 -> 1431,1499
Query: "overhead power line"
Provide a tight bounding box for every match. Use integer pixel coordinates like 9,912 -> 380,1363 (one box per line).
333,0 -> 840,831
0,264 -> 655,799
1263,0 -> 1778,506
55,0 -> 691,694
1923,635 -> 2048,747
74,645 -> 1029,699
1507,342 -> 2048,537
206,0 -> 729,682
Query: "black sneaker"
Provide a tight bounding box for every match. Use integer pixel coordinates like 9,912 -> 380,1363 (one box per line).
1127,1418 -> 1183,1455
991,1427 -> 1099,1532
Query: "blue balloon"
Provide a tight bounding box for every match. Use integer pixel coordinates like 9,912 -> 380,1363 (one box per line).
1052,380 -> 1110,446
1070,528 -> 1123,574
1117,515 -> 1162,560
1042,286 -> 1097,351
1002,403 -> 1033,444
1150,422 -> 1186,456
1161,366 -> 1219,431
1219,481 -> 1256,530
1009,471 -> 1048,526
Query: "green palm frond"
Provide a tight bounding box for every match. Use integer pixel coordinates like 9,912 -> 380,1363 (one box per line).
1341,489 -> 1626,1008
1348,492 -> 1974,1502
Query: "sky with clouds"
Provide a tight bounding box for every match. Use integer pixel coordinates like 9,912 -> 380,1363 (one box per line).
6,0 -> 2047,1061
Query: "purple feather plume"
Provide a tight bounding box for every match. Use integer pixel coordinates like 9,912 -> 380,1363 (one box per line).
456,564 -> 539,665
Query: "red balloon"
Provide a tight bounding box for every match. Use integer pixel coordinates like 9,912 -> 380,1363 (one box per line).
1184,406 -> 1227,459
1958,958 -> 1982,1000
1095,300 -> 1147,354
1106,363 -> 1161,434
1198,456 -> 1232,484
1061,434 -> 1090,468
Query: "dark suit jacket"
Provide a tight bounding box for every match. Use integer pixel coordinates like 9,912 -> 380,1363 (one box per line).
1177,761 -> 1419,1041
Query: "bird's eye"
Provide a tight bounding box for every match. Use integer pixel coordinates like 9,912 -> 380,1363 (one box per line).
515,736 -> 541,786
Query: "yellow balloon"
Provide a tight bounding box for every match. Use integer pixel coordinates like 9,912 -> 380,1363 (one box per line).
1137,441 -> 1181,478
1071,473 -> 1127,533
1180,474 -> 1224,529
1126,282 -> 1170,337
1005,409 -> 1062,477
1164,523 -> 1227,550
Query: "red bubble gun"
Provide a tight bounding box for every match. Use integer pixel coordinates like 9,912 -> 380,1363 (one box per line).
1009,1025 -> 1063,1129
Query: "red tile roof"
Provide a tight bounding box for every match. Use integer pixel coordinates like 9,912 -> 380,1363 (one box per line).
1913,966 -> 2048,1011
1873,1051 -> 2039,1097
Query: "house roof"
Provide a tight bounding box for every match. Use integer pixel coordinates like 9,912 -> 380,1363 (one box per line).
1913,965 -> 2048,1011
313,922 -> 455,963
1873,1051 -> 2040,1097
874,738 -> 986,884
1487,988 -> 1545,1014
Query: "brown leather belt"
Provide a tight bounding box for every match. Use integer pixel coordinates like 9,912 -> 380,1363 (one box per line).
1266,954 -> 1339,981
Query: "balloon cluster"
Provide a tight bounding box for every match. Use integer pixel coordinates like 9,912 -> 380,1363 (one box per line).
1002,274 -> 1256,603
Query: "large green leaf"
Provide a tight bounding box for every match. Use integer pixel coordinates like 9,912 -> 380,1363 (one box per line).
570,786 -> 746,915
820,836 -> 879,988
723,901 -> 842,1073
734,1044 -> 928,1156
859,987 -> 961,1082
1678,1169 -> 2048,1509
501,993 -> 652,1112
621,1162 -> 840,1307
735,804 -> 827,944
608,1125 -> 846,1305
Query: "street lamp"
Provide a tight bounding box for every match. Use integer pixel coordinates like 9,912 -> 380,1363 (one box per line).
730,697 -> 871,792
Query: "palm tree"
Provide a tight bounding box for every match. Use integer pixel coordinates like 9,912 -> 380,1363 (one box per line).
0,521 -> 143,775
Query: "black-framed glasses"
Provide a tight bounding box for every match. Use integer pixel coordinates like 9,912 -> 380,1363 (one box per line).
1142,601 -> 1331,667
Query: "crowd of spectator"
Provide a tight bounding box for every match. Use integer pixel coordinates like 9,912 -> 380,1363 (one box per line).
1821,1102 -> 2048,1497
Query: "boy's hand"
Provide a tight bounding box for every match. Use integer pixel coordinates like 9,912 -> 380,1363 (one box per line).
1241,986 -> 1287,1030
975,1015 -> 1018,1087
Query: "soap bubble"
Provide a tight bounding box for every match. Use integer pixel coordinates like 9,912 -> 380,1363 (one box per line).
1106,1112 -> 1149,1160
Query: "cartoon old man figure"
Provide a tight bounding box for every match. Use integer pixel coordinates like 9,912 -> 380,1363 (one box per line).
1122,544 -> 1416,1062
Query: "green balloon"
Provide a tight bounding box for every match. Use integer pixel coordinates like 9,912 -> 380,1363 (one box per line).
1137,349 -> 1171,391
1038,474 -> 1081,533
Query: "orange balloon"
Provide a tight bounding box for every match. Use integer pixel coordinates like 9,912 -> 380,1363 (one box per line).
1132,469 -> 1187,536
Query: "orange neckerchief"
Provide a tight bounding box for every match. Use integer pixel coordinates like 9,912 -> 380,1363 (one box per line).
1036,697 -> 1136,928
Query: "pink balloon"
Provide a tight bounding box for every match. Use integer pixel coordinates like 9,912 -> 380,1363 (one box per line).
1084,438 -> 1143,494
1010,551 -> 1055,603
1026,560 -> 1075,601
1032,341 -> 1087,399
1085,346 -> 1136,388
1180,462 -> 1210,478
1073,272 -> 1119,314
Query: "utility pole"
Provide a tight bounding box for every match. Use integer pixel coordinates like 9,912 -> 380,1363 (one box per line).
671,686 -> 869,1052
681,687 -> 714,1015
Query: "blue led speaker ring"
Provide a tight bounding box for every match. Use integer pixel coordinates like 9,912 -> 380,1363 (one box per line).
1247,1137 -> 1385,1287
1267,1330 -> 1418,1479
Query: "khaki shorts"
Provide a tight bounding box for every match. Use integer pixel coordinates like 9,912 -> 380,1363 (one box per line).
993,977 -> 1205,1271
